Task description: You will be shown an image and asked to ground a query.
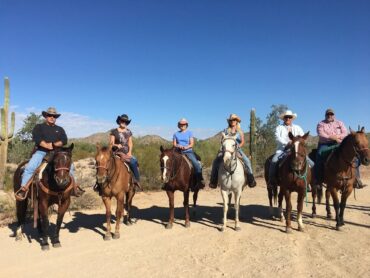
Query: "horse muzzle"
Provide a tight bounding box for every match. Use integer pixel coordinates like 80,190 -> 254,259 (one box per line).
96,175 -> 107,185
54,175 -> 71,188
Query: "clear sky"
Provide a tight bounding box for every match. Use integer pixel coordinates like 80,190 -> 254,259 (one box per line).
1,0 -> 369,139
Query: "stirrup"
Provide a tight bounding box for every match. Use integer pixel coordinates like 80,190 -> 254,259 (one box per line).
15,187 -> 29,201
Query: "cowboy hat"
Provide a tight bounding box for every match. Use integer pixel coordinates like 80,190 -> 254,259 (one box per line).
325,108 -> 335,115
42,107 -> 61,118
116,114 -> 131,125
227,114 -> 241,123
279,110 -> 297,120
178,118 -> 189,126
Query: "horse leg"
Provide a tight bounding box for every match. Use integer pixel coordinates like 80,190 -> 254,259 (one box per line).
285,190 -> 292,233
124,188 -> 136,225
329,187 -> 341,230
220,190 -> 229,232
52,199 -> 70,248
339,187 -> 352,227
192,189 -> 198,217
102,197 -> 112,240
234,191 -> 242,231
325,188 -> 332,219
277,188 -> 284,222
227,193 -> 232,218
15,199 -> 28,241
113,193 -> 124,239
39,200 -> 50,251
311,184 -> 317,218
268,186 -> 274,218
166,190 -> 174,229
297,191 -> 305,232
184,190 -> 190,228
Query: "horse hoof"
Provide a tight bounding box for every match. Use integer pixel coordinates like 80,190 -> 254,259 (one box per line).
298,226 -> 305,232
235,227 -> 241,232
15,235 -> 22,241
327,214 -> 332,219
219,227 -> 225,232
185,222 -> 190,228
286,227 -> 293,234
124,220 -> 132,226
312,213 -> 316,219
104,235 -> 112,241
41,244 -> 50,251
336,225 -> 342,231
52,242 -> 61,248
165,223 -> 173,229
113,233 -> 120,240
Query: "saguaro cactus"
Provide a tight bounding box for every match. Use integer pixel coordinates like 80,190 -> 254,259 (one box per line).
0,77 -> 15,190
249,108 -> 256,174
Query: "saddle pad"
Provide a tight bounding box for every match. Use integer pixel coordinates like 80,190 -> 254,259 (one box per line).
182,155 -> 193,170
114,155 -> 131,172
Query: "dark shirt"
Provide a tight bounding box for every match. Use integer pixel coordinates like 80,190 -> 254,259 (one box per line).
32,123 -> 68,152
110,128 -> 132,154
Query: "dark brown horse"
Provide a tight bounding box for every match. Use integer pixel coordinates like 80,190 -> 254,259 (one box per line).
308,148 -> 323,218
13,144 -> 75,250
264,155 -> 279,217
323,127 -> 369,230
95,144 -> 135,240
277,132 -> 312,233
159,146 -> 200,229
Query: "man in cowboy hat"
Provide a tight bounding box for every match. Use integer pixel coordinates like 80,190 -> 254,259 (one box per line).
316,108 -> 366,188
15,107 -> 82,199
268,110 -> 314,185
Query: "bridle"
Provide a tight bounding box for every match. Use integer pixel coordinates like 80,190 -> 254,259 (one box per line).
161,150 -> 183,181
53,151 -> 72,173
221,137 -> 238,175
96,153 -> 115,185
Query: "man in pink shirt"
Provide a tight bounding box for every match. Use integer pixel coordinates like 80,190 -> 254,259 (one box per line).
316,108 -> 366,188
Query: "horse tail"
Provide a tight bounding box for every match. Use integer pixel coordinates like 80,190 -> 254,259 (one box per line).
13,161 -> 29,230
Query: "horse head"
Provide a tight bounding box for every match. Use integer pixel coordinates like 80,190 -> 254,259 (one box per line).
95,143 -> 113,185
52,143 -> 74,188
160,146 -> 177,183
221,133 -> 238,165
288,132 -> 309,172
349,127 -> 370,166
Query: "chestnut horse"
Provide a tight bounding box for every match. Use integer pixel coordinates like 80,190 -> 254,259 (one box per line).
277,132 -> 312,233
323,127 -> 369,230
13,144 -> 75,250
159,146 -> 200,229
95,144 -> 135,240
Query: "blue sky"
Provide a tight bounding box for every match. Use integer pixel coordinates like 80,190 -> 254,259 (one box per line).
1,0 -> 369,139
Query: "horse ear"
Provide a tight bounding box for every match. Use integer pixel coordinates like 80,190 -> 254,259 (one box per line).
288,132 -> 294,140
160,145 -> 164,153
302,131 -> 310,140
221,132 -> 226,140
361,126 -> 365,133
349,127 -> 355,134
69,143 -> 74,151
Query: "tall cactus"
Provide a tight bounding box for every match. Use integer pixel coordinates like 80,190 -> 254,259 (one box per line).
0,77 -> 15,190
249,108 -> 256,174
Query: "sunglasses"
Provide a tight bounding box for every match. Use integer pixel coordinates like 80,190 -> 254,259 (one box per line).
46,114 -> 58,118
284,116 -> 293,119
326,113 -> 334,116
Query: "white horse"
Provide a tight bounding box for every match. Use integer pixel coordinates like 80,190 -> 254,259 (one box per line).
218,133 -> 245,231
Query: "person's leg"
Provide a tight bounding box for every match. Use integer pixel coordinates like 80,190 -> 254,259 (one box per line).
268,151 -> 281,184
185,152 -> 204,188
307,156 -> 315,168
209,153 -> 222,188
129,156 -> 140,182
238,149 -> 256,187
354,158 -> 367,189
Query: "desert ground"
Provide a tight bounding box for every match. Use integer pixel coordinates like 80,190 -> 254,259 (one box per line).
0,169 -> 369,278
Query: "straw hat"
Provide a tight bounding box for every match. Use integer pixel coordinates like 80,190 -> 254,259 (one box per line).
42,107 -> 61,118
227,114 -> 241,123
279,110 -> 297,120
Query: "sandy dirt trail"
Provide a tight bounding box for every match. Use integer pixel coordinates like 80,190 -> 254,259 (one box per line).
0,173 -> 369,278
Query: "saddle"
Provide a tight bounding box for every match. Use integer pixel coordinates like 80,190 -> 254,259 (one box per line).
114,152 -> 132,172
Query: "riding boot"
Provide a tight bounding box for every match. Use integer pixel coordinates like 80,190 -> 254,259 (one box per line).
196,174 -> 205,190
208,165 -> 219,189
246,173 -> 257,188
354,178 -> 367,189
133,179 -> 143,192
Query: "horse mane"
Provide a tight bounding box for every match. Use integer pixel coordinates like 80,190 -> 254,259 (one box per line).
338,133 -> 354,153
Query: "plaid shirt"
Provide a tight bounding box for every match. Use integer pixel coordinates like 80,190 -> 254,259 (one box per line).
317,119 -> 347,144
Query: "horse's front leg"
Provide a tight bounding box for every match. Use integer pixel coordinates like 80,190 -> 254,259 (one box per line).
339,186 -> 353,227
166,190 -> 175,229
52,198 -> 71,248
329,187 -> 341,230
113,193 -> 124,239
220,190 -> 229,232
311,184 -> 317,218
268,186 -> 274,217
325,188 -> 332,219
297,191 -> 305,232
284,189 -> 292,233
102,197 -> 112,240
15,199 -> 28,241
39,200 -> 50,250
183,190 -> 190,228
234,190 -> 242,231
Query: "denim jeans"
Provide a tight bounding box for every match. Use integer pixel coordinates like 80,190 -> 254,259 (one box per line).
184,152 -> 202,174
238,149 -> 253,174
129,156 -> 140,181
21,150 -> 75,187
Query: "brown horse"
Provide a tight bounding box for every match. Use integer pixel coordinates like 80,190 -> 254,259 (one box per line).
13,144 -> 75,250
264,155 -> 279,217
159,146 -> 200,229
277,132 -> 312,233
324,127 -> 369,230
95,144 -> 135,240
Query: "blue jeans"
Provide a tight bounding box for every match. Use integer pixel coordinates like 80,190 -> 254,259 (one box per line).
184,152 -> 202,175
238,149 -> 253,174
21,150 -> 75,187
129,156 -> 140,181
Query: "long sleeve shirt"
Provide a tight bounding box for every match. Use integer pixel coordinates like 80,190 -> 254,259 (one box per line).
32,123 -> 68,152
317,119 -> 347,144
275,124 -> 304,151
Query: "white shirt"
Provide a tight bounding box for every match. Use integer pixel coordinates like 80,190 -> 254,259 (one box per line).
275,124 -> 304,151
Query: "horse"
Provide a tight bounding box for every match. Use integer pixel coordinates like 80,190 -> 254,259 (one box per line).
159,146 -> 200,229
323,127 -> 369,230
308,148 -> 323,218
217,133 -> 245,232
264,155 -> 279,217
277,132 -> 312,233
95,144 -> 135,240
13,144 -> 75,250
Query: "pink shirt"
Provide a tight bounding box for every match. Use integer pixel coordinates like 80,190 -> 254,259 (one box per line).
317,119 -> 347,144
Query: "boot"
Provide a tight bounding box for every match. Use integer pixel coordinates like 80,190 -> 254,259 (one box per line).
354,178 -> 367,189
133,179 -> 143,192
247,173 -> 257,188
196,175 -> 205,190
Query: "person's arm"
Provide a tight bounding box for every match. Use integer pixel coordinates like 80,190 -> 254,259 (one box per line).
275,126 -> 289,146
127,137 -> 133,157
337,121 -> 348,141
185,137 -> 194,150
239,132 -> 245,148
317,122 -> 341,143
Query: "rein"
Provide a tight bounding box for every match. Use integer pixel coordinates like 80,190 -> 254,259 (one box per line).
292,159 -> 309,206
96,154 -> 116,188
38,177 -> 75,206
221,137 -> 238,176
162,151 -> 184,181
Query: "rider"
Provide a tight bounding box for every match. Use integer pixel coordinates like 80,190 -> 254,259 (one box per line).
209,114 -> 256,188
316,108 -> 366,188
268,110 -> 314,186
15,107 -> 81,200
110,114 -> 142,191
173,118 -> 205,189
